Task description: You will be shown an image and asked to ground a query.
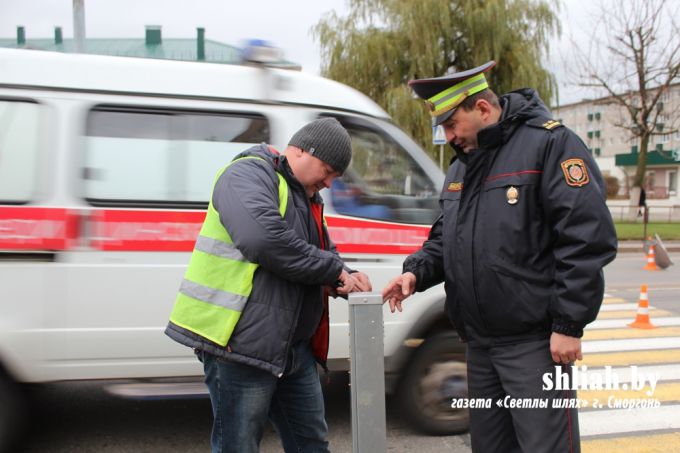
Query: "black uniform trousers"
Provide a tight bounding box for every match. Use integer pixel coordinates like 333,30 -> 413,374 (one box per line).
467,338 -> 580,453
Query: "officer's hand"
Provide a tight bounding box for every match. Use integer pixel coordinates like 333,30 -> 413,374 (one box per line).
349,271 -> 372,292
334,270 -> 355,296
550,332 -> 583,364
381,272 -> 416,313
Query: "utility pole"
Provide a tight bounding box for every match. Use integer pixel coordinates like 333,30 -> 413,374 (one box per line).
73,0 -> 86,53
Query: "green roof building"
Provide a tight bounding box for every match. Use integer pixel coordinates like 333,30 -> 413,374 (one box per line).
0,25 -> 300,70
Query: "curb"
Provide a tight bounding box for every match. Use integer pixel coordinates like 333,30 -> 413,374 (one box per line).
617,241 -> 680,254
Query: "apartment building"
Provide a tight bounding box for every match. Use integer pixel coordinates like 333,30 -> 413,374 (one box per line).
555,84 -> 680,203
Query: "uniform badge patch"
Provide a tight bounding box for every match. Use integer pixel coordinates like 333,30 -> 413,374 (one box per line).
448,182 -> 463,192
506,186 -> 519,204
561,158 -> 589,187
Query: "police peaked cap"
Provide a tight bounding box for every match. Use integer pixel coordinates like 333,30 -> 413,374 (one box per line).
408,61 -> 496,126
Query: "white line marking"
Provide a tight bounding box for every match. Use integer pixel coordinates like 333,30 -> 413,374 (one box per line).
587,317 -> 680,330
580,405 -> 680,437
599,303 -> 655,311
582,337 -> 680,353
577,364 -> 680,383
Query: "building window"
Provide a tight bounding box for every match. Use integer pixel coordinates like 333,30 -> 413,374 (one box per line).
669,171 -> 677,196
595,112 -> 601,121
594,148 -> 601,156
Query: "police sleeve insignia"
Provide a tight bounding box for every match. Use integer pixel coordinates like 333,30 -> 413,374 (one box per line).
447,182 -> 463,192
560,158 -> 589,187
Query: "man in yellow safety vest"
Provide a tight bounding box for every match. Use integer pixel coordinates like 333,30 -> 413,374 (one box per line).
166,118 -> 371,453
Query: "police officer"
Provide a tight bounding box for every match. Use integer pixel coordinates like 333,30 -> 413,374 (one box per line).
382,61 -> 617,452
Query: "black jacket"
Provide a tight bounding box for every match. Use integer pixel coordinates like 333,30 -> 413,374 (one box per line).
404,89 -> 617,345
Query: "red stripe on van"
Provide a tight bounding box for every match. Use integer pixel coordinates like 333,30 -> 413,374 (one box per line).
0,206 -> 79,250
0,208 -> 431,254
89,209 -> 206,251
326,215 -> 430,254
88,210 -> 430,254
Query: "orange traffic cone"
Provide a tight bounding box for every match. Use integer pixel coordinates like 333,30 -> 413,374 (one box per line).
628,284 -> 656,329
643,243 -> 659,271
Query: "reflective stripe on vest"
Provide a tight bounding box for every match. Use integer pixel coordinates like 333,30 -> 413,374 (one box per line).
169,156 -> 289,346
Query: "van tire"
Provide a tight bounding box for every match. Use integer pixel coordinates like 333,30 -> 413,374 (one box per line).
0,373 -> 26,453
396,332 -> 468,435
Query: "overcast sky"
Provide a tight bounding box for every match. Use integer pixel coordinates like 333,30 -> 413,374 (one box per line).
1,0 -> 597,104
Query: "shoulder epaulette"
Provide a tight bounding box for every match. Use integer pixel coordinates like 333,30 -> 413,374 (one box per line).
526,117 -> 564,131
542,119 -> 562,130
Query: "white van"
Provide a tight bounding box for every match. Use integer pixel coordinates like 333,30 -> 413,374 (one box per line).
0,48 -> 467,446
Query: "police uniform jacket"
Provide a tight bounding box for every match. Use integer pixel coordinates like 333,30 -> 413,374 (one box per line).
403,88 -> 617,344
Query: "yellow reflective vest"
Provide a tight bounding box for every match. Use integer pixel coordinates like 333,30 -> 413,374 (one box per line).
168,157 -> 289,346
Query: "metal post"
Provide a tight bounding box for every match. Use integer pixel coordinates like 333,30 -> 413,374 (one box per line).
439,144 -> 444,171
348,293 -> 386,453
73,0 -> 86,53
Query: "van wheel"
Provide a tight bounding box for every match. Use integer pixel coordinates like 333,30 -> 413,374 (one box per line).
0,374 -> 26,453
396,332 -> 468,435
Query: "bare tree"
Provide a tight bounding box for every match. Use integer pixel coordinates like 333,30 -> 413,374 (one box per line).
573,0 -> 680,194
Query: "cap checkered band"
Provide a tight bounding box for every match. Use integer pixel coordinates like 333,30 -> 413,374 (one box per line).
425,73 -> 489,118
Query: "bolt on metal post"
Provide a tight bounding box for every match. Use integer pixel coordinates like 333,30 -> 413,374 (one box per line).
348,292 -> 386,453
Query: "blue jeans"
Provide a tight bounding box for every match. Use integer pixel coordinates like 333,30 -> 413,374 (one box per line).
201,342 -> 330,453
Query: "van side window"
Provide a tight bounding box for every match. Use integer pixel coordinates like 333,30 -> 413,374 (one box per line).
84,107 -> 269,207
331,123 -> 439,225
0,99 -> 42,203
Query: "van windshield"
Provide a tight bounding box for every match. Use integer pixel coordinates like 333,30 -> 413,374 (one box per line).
329,116 -> 442,225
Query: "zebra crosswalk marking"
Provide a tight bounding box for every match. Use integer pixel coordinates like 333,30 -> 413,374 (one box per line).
594,309 -> 672,319
580,381 -> 680,403
589,317 -> 680,329
579,349 -> 680,367
578,293 -> 680,446
582,432 -> 680,452
583,326 -> 680,341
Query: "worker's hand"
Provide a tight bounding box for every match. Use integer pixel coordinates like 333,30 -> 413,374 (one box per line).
550,332 -> 582,364
349,271 -> 372,292
334,270 -> 356,296
381,272 -> 416,313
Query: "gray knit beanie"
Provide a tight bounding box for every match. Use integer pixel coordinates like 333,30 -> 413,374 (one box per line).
288,118 -> 352,174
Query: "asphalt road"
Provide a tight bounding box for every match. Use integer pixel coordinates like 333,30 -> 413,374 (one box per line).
12,253 -> 680,453
16,372 -> 471,453
603,253 -> 680,312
